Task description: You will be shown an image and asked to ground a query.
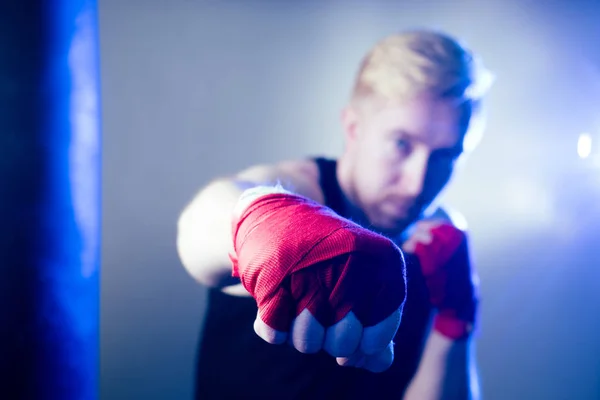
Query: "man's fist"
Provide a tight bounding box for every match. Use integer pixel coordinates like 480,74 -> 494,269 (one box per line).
230,186 -> 407,372
403,219 -> 479,340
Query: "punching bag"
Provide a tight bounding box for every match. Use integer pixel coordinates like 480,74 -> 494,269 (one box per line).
0,0 -> 100,399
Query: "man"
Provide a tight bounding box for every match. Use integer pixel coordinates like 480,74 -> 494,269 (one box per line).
177,29 -> 493,399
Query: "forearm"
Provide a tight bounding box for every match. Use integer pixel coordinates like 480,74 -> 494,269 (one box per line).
177,161 -> 324,289
177,178 -> 252,288
403,330 -> 479,400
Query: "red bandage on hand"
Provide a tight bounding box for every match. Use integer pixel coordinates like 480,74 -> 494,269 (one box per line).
230,192 -> 406,332
412,223 -> 479,340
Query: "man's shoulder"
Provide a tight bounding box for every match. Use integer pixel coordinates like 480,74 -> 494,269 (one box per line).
235,157 -> 327,204
279,157 -> 323,178
238,157 -> 329,179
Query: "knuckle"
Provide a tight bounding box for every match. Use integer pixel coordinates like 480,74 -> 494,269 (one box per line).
294,339 -> 322,354
327,339 -> 355,357
336,357 -> 353,367
324,312 -> 362,357
361,339 -> 387,355
263,335 -> 282,345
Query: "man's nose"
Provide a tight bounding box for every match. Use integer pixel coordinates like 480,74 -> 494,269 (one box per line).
400,151 -> 428,197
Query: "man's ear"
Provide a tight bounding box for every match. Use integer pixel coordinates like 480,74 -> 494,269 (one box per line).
341,105 -> 360,142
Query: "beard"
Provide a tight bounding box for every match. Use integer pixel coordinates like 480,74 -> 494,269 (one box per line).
365,207 -> 420,239
366,197 -> 430,239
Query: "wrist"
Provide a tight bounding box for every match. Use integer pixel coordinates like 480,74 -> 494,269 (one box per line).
233,184 -> 292,219
230,185 -> 295,277
432,312 -> 475,341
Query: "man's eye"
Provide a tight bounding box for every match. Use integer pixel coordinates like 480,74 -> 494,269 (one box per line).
396,139 -> 410,150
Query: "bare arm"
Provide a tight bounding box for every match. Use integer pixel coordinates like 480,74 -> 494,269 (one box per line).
403,331 -> 480,400
176,159 -> 324,291
403,206 -> 480,400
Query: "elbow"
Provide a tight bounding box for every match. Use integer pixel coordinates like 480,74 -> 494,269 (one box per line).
176,203 -> 237,289
177,210 -> 206,285
177,209 -> 218,288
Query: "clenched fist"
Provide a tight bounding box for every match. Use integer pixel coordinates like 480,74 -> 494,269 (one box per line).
230,186 -> 407,372
403,219 -> 479,340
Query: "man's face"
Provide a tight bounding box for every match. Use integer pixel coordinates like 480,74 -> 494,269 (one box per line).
342,95 -> 470,235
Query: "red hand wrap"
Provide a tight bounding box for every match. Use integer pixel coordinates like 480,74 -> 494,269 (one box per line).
230,193 -> 406,332
413,223 -> 479,340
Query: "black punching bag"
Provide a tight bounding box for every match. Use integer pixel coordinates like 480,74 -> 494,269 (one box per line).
0,1 -> 100,399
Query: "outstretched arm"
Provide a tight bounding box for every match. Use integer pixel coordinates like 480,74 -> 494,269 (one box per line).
404,331 -> 480,400
176,160 -> 323,290
401,212 -> 481,400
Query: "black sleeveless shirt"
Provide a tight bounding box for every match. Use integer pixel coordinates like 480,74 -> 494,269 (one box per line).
194,157 -> 433,399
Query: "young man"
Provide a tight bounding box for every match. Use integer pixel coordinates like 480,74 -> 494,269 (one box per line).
177,29 -> 493,399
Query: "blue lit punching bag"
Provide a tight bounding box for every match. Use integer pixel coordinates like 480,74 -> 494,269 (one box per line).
0,1 -> 100,399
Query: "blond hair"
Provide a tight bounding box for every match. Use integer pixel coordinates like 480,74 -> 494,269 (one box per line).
352,29 -> 493,105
